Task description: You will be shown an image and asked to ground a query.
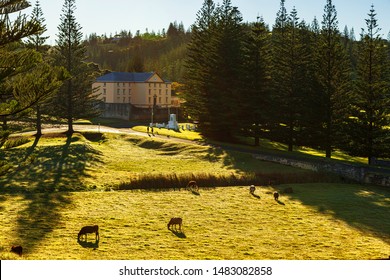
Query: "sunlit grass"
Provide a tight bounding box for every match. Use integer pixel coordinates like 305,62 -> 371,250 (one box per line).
132,124 -> 203,141
297,146 -> 368,164
237,137 -> 369,164
0,184 -> 389,260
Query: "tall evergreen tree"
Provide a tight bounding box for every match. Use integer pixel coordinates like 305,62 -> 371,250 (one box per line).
0,0 -> 43,145
271,0 -> 290,146
315,0 -> 351,158
183,0 -> 217,135
26,0 -> 51,136
184,0 -> 244,140
207,0 -> 243,139
53,0 -> 100,134
240,18 -> 272,146
26,0 -> 48,51
347,5 -> 390,162
272,4 -> 310,151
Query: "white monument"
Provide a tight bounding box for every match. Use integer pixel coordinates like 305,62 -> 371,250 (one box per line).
167,114 -> 179,130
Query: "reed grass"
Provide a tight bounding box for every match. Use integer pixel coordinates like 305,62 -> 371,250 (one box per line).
116,171 -> 337,191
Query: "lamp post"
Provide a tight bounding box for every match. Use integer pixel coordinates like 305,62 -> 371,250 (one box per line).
151,94 -> 157,125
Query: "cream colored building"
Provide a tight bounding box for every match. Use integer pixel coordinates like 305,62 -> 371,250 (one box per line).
93,72 -> 172,108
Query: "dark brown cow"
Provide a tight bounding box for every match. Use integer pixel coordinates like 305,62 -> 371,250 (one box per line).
78,225 -> 99,241
186,181 -> 199,192
10,245 -> 23,256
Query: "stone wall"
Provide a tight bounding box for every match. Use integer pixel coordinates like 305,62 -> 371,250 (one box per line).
253,153 -> 390,187
101,103 -> 131,120
100,103 -> 178,121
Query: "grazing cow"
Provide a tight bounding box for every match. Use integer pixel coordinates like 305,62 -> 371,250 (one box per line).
186,181 -> 199,192
273,191 -> 279,201
167,217 -> 183,231
10,245 -> 23,256
78,225 -> 99,241
249,185 -> 256,194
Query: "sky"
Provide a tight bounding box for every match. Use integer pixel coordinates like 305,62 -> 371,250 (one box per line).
24,0 -> 390,44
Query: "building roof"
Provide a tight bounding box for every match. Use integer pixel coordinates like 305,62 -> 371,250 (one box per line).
96,72 -> 169,83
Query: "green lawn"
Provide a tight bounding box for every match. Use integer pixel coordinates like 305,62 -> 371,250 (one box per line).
132,124 -> 203,141
0,184 -> 389,260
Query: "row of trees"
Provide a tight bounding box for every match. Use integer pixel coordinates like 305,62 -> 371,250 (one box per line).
183,0 -> 390,163
0,0 -> 101,147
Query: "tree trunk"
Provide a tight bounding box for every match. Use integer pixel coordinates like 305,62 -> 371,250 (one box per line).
36,105 -> 42,137
66,80 -> 74,135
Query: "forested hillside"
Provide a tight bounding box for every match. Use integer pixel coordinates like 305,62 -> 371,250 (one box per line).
84,21 -> 190,82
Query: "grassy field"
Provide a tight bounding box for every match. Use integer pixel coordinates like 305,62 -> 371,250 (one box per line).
0,184 -> 389,260
0,131 -> 389,260
0,132 -> 316,192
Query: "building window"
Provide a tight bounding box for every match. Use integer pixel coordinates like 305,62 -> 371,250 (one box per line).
159,97 -> 161,103
129,89 -> 131,94
165,89 -> 168,95
149,89 -> 151,94
154,83 -> 156,88
148,97 -> 151,103
159,89 -> 161,95
166,97 -> 168,103
117,83 -> 120,87
159,83 -> 161,88
123,89 -> 125,94
103,83 -> 106,87
103,89 -> 106,94
117,89 -> 120,94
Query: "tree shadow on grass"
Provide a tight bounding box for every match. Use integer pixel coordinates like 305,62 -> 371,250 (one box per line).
15,192 -> 72,255
0,132 -> 103,193
0,132 -> 104,254
287,183 -> 390,244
